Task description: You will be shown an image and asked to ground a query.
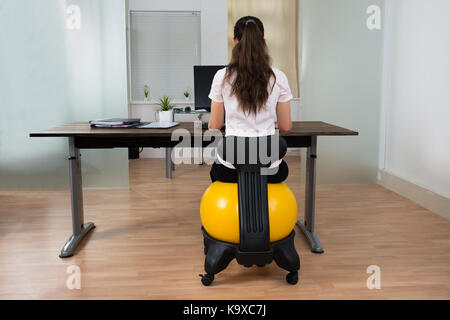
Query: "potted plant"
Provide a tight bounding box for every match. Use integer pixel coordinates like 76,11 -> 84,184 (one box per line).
156,95 -> 174,123
144,85 -> 150,102
183,87 -> 191,101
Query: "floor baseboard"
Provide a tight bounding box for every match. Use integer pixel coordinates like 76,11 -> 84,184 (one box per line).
378,169 -> 450,220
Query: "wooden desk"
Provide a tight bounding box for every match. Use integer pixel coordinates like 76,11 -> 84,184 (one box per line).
30,121 -> 358,257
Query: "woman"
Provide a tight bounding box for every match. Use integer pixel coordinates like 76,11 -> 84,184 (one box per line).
208,16 -> 293,183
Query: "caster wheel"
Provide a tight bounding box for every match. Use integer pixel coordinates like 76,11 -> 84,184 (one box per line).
200,274 -> 214,286
286,271 -> 298,285
244,264 -> 252,268
257,264 -> 265,267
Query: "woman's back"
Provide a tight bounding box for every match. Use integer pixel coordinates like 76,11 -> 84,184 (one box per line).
208,15 -> 292,181
209,66 -> 293,137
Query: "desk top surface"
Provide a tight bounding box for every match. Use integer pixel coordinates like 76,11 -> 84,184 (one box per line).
30,121 -> 358,138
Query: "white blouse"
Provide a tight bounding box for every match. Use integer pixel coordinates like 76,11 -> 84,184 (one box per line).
208,67 -> 293,169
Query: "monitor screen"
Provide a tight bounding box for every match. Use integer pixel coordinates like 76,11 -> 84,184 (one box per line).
194,65 -> 226,111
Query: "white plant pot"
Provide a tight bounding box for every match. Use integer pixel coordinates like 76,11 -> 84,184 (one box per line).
184,96 -> 190,102
157,110 -> 173,123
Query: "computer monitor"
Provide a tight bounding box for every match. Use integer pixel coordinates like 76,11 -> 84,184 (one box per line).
194,65 -> 226,111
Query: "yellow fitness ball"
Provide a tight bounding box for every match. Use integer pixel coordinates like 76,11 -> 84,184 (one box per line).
200,181 -> 298,243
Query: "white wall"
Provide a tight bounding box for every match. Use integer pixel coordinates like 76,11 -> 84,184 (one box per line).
380,0 -> 450,198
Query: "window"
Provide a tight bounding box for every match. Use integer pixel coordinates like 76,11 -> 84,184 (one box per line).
129,11 -> 201,101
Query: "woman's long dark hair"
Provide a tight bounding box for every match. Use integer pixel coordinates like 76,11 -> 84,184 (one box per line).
224,16 -> 276,115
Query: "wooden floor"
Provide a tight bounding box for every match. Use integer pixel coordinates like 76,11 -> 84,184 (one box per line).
0,157 -> 449,299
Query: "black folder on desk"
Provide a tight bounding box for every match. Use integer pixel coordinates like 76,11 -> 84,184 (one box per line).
89,118 -> 141,128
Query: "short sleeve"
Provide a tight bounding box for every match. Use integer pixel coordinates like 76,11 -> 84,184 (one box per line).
208,69 -> 225,102
277,71 -> 293,102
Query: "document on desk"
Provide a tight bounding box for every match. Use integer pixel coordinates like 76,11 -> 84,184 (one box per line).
136,122 -> 179,129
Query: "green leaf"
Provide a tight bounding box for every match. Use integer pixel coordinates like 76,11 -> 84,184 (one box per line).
157,95 -> 174,111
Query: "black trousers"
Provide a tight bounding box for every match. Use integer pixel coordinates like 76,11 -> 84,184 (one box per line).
210,160 -> 289,184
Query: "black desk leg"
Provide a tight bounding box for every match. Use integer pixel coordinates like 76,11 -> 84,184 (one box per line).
296,136 -> 324,254
166,147 -> 173,179
59,137 -> 95,258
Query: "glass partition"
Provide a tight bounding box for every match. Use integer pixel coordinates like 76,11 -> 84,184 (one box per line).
0,0 -> 129,189
300,0 -> 384,184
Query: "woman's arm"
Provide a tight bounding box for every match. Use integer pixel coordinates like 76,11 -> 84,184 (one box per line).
209,100 -> 225,129
276,101 -> 292,133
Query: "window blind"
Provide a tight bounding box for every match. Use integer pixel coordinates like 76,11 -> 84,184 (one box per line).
130,11 -> 201,101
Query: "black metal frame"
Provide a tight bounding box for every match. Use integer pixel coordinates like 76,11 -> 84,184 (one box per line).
74,135 -> 312,149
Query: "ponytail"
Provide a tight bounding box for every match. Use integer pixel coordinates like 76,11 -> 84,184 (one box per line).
224,16 -> 276,116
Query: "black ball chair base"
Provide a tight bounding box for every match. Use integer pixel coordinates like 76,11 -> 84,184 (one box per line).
200,135 -> 301,286
200,227 -> 300,286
